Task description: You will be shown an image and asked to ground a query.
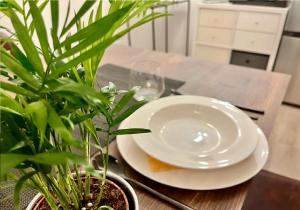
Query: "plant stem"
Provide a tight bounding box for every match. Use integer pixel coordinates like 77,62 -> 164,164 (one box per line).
94,127 -> 110,209
46,174 -> 70,209
22,0 -> 28,29
74,163 -> 83,197
67,170 -> 81,209
84,127 -> 91,198
30,174 -> 58,210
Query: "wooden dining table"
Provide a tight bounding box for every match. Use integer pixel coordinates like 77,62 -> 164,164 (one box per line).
100,45 -> 291,210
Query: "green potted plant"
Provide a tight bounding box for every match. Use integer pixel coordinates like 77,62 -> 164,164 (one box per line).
0,0 -> 165,209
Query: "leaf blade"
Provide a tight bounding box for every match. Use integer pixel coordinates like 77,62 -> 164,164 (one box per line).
28,152 -> 86,165
50,0 -> 59,35
0,81 -> 38,97
14,172 -> 38,210
0,48 -> 40,89
10,43 -> 35,73
111,100 -> 146,126
52,12 -> 166,78
0,91 -> 25,115
110,128 -> 151,136
112,90 -> 135,115
0,154 -> 28,179
60,0 -> 96,36
28,0 -> 51,63
25,101 -> 48,150
47,104 -> 81,147
59,3 -> 134,48
8,8 -> 44,77
53,82 -> 109,105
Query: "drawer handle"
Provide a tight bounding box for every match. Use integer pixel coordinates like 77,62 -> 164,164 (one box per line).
254,21 -> 259,25
211,36 -> 216,40
250,40 -> 255,45
245,59 -> 251,64
213,18 -> 219,22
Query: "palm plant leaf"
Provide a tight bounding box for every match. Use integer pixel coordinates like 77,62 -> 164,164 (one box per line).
52,12 -> 165,78
28,1 -> 51,63
50,0 -> 60,51
0,48 -> 41,89
53,82 -> 109,105
28,152 -> 86,165
112,89 -> 135,115
47,105 -> 81,147
50,0 -> 59,35
14,171 -> 38,210
0,0 -> 22,13
0,81 -> 38,97
8,8 -> 44,77
71,112 -> 97,125
25,101 -> 48,150
111,100 -> 146,126
110,128 -> 151,135
60,0 -> 96,37
61,0 -> 71,34
27,0 -> 49,36
0,112 -> 29,153
58,3 -> 135,55
0,91 -> 25,115
10,43 -> 35,73
95,0 -> 103,20
0,152 -> 87,180
108,0 -> 123,14
0,154 -> 28,179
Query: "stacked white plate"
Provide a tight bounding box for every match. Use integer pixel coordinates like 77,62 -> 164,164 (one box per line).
116,95 -> 269,190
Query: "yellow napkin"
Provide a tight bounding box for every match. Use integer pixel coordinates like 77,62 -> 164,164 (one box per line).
146,155 -> 178,172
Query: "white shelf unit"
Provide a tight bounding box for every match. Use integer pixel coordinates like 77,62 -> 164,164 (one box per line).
191,3 -> 289,71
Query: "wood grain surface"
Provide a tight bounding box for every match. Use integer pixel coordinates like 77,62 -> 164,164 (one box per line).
100,45 -> 291,210
242,170 -> 300,210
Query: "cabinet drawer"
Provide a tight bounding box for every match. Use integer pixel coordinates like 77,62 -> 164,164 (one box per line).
237,12 -> 280,33
194,45 -> 231,63
197,27 -> 234,48
230,50 -> 269,70
198,9 -> 237,29
233,31 -> 275,54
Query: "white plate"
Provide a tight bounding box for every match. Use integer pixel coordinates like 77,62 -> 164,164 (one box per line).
130,96 -> 258,169
117,118 -> 269,190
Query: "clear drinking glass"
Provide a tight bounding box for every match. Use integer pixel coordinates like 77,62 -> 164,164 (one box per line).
129,60 -> 165,102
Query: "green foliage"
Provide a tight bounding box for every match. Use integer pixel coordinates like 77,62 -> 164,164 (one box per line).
0,0 -> 165,209
8,8 -> 45,77
98,206 -> 114,210
111,128 -> 151,136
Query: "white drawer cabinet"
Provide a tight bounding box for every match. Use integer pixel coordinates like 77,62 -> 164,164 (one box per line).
194,45 -> 231,63
237,12 -> 280,33
192,4 -> 289,71
234,31 -> 275,54
198,9 -> 237,29
197,27 -> 234,48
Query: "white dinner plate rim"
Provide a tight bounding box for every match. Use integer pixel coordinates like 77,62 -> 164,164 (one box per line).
130,95 -> 258,169
117,118 -> 269,190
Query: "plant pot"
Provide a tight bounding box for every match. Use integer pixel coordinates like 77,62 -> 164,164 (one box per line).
26,171 -> 138,210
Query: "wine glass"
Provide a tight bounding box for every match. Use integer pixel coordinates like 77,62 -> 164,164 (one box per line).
129,60 -> 165,102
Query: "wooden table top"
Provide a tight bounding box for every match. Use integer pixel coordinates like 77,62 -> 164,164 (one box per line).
101,45 -> 291,210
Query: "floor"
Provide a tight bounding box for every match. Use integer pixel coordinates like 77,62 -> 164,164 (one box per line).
264,104 -> 300,181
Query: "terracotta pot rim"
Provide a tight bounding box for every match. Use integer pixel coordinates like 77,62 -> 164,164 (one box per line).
26,171 -> 139,210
